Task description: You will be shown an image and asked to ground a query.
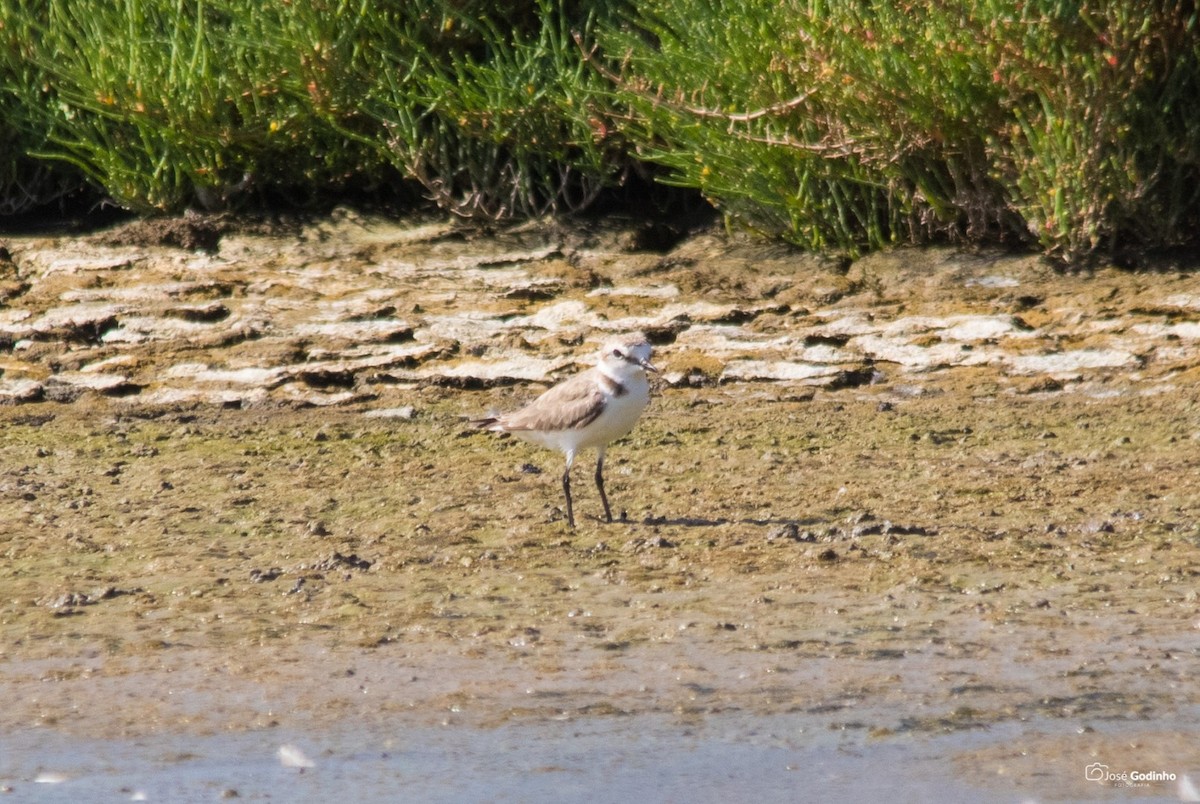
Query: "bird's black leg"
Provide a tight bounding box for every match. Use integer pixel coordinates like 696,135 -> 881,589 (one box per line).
595,452 -> 612,523
562,464 -> 575,528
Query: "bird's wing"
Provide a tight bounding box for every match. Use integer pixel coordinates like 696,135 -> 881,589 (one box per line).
497,370 -> 607,432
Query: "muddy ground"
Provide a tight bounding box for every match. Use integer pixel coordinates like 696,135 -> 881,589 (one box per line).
1,212 -> 1199,800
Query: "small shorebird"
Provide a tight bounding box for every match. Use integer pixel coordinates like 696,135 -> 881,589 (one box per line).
474,333 -> 658,527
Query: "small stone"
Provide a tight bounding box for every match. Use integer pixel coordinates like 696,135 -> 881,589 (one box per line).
363,406 -> 419,419
277,744 -> 315,769
766,523 -> 800,542
249,568 -> 283,583
0,378 -> 44,403
34,772 -> 69,784
164,301 -> 230,322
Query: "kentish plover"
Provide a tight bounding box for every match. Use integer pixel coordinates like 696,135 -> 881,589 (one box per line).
474,334 -> 658,527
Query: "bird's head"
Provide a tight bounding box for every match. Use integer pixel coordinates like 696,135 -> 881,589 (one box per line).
598,333 -> 658,376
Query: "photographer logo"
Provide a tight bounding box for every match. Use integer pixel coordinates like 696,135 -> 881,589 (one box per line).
1085,762 -> 1176,788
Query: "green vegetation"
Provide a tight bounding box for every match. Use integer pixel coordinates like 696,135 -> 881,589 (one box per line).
346,0 -> 627,217
0,0 -> 383,212
2,0 -> 1197,262
0,4 -> 82,214
605,0 -> 1200,260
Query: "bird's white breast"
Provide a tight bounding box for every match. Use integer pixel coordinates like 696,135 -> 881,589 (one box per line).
575,373 -> 650,449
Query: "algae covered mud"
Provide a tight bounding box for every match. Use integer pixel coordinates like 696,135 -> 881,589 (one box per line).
1,214 -> 1199,801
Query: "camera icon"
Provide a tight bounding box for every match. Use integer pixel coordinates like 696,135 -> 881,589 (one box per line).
1085,763 -> 1109,782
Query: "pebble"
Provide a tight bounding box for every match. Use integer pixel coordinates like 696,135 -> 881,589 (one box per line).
33,772 -> 69,784
364,406 -> 417,419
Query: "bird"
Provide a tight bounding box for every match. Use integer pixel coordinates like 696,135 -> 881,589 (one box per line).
473,333 -> 658,527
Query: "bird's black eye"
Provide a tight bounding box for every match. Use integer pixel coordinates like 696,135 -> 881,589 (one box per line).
612,349 -> 623,358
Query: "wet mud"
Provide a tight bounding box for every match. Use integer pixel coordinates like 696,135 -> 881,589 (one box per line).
1,212 -> 1198,800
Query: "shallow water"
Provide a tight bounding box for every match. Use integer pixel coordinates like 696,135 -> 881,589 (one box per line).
9,710 -> 1192,803
2,621 -> 1196,802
